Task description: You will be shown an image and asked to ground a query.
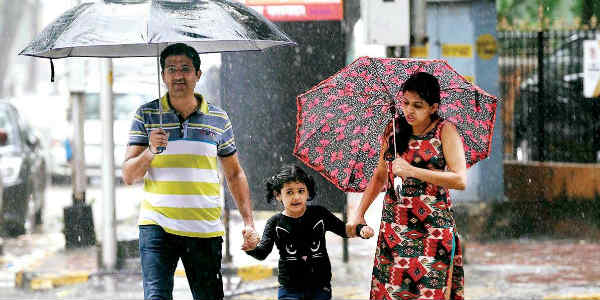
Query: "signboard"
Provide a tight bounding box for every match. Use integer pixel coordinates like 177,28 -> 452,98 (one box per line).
237,0 -> 343,22
410,45 -> 428,58
583,39 -> 600,98
476,34 -> 497,60
441,44 -> 473,58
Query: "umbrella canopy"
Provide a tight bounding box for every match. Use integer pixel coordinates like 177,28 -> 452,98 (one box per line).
294,56 -> 499,193
19,0 -> 296,154
19,0 -> 295,58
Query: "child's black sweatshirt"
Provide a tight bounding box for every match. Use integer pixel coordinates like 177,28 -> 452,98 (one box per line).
246,205 -> 348,289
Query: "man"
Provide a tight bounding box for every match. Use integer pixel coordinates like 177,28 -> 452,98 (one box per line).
123,43 -> 258,300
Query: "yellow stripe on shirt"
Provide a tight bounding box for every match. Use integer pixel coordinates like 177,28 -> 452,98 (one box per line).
151,154 -> 217,169
141,200 -> 222,221
144,179 -> 221,196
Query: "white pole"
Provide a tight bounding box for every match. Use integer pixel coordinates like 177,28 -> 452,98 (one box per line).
100,58 -> 117,270
72,91 -> 87,202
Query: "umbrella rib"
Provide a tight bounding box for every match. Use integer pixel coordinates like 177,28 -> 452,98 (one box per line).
367,57 -> 395,105
365,57 -> 398,156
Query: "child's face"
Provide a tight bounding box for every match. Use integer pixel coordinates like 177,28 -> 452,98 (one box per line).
276,181 -> 309,217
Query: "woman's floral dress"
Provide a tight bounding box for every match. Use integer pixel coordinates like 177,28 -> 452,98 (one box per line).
370,120 -> 464,300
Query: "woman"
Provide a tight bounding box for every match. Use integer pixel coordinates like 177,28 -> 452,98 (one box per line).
351,72 -> 467,300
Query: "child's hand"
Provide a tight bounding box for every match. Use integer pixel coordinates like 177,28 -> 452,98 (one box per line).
241,226 -> 259,251
359,225 -> 375,239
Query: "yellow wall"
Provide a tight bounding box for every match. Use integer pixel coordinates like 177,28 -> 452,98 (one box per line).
505,161 -> 600,201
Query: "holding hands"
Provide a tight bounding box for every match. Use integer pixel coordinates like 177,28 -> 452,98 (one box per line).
347,215 -> 375,239
356,224 -> 375,239
241,226 -> 260,251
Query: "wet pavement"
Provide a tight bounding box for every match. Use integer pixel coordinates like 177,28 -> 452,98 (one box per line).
0,185 -> 599,299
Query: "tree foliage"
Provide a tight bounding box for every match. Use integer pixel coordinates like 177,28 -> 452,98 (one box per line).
497,0 -> 564,28
571,0 -> 600,25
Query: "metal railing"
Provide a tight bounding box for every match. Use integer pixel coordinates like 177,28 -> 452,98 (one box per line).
499,30 -> 600,163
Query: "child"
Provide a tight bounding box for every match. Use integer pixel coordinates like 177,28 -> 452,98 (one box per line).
245,164 -> 374,300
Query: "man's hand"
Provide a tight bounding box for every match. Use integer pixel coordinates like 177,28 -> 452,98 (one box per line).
149,128 -> 169,153
241,226 -> 259,251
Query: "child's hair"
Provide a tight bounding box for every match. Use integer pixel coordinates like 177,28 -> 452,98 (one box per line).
264,164 -> 316,203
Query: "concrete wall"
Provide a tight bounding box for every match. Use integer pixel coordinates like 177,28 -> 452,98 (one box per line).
505,160 -> 600,201
427,0 -> 503,202
454,161 -> 600,241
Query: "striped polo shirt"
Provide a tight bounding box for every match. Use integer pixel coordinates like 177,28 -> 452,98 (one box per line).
128,93 -> 236,238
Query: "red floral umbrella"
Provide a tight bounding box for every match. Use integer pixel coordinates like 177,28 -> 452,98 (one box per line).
293,56 -> 498,193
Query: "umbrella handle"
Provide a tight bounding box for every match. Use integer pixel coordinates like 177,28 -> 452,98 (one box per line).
156,47 -> 166,154
393,176 -> 402,199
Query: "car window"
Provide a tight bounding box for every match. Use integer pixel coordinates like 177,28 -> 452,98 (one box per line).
0,104 -> 19,146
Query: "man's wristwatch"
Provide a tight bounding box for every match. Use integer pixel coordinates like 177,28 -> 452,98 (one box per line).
148,144 -> 160,155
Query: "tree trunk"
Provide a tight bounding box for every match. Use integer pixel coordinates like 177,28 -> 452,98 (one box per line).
27,0 -> 41,93
0,2 -> 28,97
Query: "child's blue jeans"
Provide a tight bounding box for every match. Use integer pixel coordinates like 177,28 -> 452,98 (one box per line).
278,284 -> 332,300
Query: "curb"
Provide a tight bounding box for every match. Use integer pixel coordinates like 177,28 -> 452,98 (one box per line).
544,295 -> 600,300
15,264 -> 278,291
15,270 -> 90,290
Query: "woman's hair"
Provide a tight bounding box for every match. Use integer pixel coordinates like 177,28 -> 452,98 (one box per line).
264,164 -> 316,203
386,72 -> 441,158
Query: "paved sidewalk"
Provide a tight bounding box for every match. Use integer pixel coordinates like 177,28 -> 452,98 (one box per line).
2,206 -> 600,299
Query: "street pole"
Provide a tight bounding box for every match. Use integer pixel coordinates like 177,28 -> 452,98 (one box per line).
101,58 -> 117,270
410,0 -> 427,51
342,0 -> 360,264
63,0 -> 96,250
342,199 -> 348,263
72,91 -> 87,202
64,87 -> 96,249
536,5 -> 545,162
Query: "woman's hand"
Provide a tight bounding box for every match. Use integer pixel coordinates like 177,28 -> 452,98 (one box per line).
391,157 -> 414,177
359,225 -> 375,239
350,214 -> 367,228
